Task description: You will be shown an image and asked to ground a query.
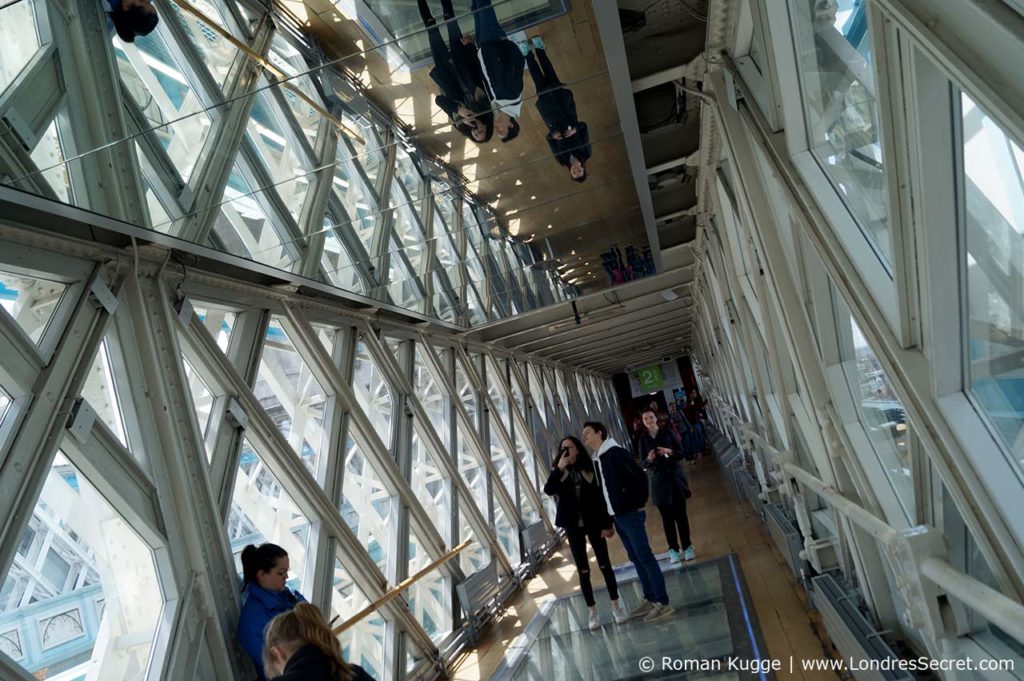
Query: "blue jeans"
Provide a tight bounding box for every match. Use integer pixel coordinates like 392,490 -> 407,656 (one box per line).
614,510 -> 668,605
471,0 -> 506,44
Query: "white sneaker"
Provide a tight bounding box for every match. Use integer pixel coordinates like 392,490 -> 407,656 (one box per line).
627,599 -> 656,620
588,610 -> 600,630
643,603 -> 676,623
611,601 -> 628,624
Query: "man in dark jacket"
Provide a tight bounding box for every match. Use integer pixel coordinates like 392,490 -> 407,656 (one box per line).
472,0 -> 524,142
418,0 -> 492,143
582,421 -> 675,623
523,37 -> 591,181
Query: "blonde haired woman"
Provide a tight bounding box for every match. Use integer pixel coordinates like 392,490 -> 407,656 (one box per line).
263,603 -> 374,681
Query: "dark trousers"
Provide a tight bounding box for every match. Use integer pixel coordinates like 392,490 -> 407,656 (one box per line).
525,47 -> 561,90
657,497 -> 691,552
419,0 -> 461,60
565,525 -> 619,607
614,510 -> 668,605
471,0 -> 506,44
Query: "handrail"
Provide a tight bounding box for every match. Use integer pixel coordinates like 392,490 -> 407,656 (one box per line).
332,540 -> 471,636
706,392 -> 1024,648
920,557 -> 1024,646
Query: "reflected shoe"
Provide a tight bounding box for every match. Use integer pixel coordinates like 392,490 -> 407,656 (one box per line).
518,41 -> 530,56
643,603 -> 676,623
611,602 -> 628,624
683,546 -> 696,561
588,610 -> 600,630
532,36 -> 545,50
668,549 -> 682,564
627,600 -> 655,620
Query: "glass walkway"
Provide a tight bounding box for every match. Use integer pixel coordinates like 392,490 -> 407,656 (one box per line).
490,556 -> 772,681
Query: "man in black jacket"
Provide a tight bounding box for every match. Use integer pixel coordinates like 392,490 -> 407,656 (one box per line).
582,421 -> 675,623
472,0 -> 523,142
523,37 -> 591,181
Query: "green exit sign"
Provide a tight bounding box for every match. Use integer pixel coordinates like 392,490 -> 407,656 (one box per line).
636,365 -> 663,391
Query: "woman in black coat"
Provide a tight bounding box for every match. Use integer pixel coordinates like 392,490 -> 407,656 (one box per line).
418,0 -> 493,143
543,436 -> 626,629
522,37 -> 591,181
637,408 -> 695,564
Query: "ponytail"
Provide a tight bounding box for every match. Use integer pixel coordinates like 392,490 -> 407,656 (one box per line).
240,543 -> 288,591
264,603 -> 354,680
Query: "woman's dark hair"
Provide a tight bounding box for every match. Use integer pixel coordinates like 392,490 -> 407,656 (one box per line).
454,109 -> 494,144
109,5 -> 160,43
500,117 -> 521,143
555,436 -> 595,474
241,543 -> 288,591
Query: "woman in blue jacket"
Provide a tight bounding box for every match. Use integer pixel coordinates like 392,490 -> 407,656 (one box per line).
238,543 -> 306,680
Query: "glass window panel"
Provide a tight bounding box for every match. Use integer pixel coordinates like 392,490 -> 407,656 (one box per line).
0,385 -> 11,424
213,164 -> 298,271
492,502 -> 520,565
227,442 -> 312,591
352,340 -> 394,449
456,424 -> 487,514
457,505 -> 489,576
0,452 -> 163,680
837,309 -> 913,517
30,116 -> 72,204
389,182 -> 426,274
386,237 -> 424,310
321,217 -> 367,294
340,437 -> 395,574
81,338 -> 130,449
192,303 -> 236,354
246,92 -> 311,221
0,269 -> 67,345
332,147 -> 378,255
393,147 -> 422,201
414,347 -> 450,450
114,33 -> 211,183
514,431 -> 537,493
519,488 -> 541,526
410,431 -> 451,539
488,413 -> 515,501
432,274 -> 456,323
0,0 -> 43,95
432,181 -> 458,233
454,361 -> 478,426
164,0 -> 236,87
528,365 -> 548,427
328,559 -> 386,679
268,37 -> 322,147
960,93 -> 1024,459
406,530 -> 451,644
485,358 -> 510,432
343,115 -> 383,187
182,357 -> 215,460
790,0 -> 891,265
255,318 -> 329,479
466,284 -> 487,326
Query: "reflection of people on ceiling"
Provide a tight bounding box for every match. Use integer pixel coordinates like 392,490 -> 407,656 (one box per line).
471,0 -> 524,142
418,0 -> 493,144
523,37 -> 590,182
108,0 -> 159,42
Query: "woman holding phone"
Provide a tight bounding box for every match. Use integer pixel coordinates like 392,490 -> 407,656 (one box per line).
543,436 -> 627,630
638,408 -> 695,564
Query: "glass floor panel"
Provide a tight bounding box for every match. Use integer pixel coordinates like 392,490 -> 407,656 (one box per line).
491,555 -> 774,680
